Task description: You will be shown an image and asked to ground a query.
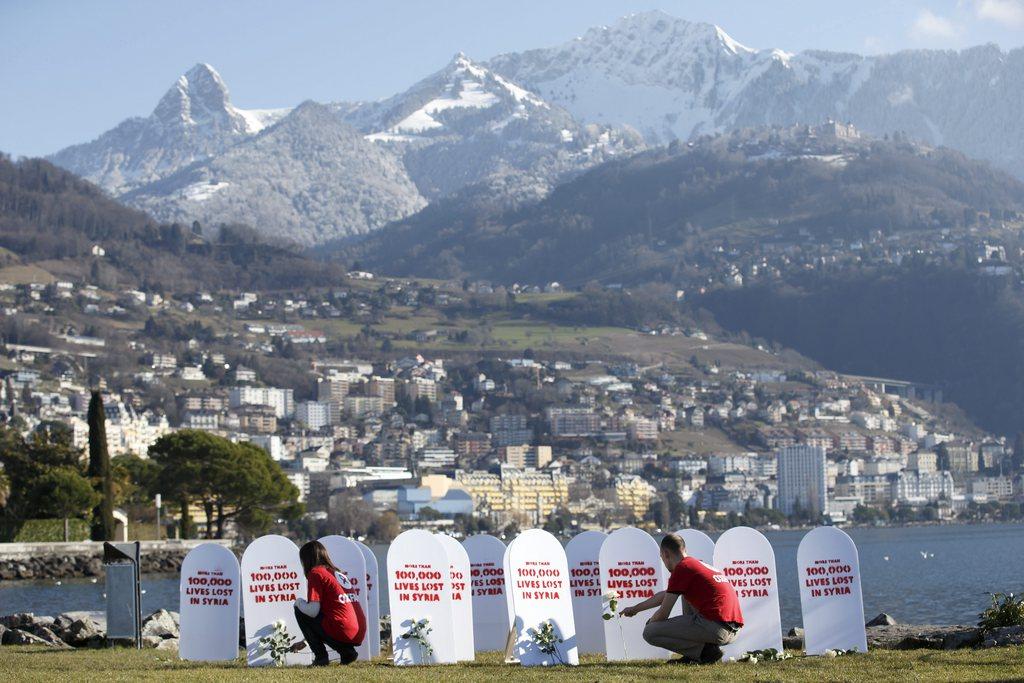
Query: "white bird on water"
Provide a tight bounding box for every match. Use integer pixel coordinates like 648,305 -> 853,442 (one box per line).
54,580 -> 62,586
883,556 -> 890,561
920,551 -> 931,559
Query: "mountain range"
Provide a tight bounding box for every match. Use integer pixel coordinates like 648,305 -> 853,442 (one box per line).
45,11 -> 1024,246
50,57 -> 638,245
488,11 -> 1024,179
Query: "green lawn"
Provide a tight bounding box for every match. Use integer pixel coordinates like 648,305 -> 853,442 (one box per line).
1,647 -> 1022,682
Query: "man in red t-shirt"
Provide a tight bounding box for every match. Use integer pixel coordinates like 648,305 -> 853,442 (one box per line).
621,533 -> 743,664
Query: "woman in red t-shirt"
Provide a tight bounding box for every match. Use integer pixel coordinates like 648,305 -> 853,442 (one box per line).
290,540 -> 367,666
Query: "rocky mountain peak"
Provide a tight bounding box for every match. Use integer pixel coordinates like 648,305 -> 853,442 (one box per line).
152,63 -> 237,130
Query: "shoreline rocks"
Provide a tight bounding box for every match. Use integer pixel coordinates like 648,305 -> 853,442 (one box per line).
0,550 -> 187,581
1,610 -> 179,650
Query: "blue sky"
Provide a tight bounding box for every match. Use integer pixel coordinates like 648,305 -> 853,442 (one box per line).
2,0 -> 1022,158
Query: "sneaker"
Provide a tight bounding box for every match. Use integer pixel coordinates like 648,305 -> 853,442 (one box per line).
667,656 -> 699,665
309,657 -> 330,667
699,643 -> 724,664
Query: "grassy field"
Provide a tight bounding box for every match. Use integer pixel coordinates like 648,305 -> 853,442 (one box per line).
1,647 -> 1022,682
0,263 -> 56,285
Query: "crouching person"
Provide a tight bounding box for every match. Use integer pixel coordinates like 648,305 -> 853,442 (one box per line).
290,540 -> 367,666
621,533 -> 743,664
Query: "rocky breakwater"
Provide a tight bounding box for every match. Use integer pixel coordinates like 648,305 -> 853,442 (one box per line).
0,540 -> 234,581
0,609 -> 181,651
0,550 -> 185,581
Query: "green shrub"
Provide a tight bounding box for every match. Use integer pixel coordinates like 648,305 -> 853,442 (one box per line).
978,592 -> 1024,631
12,518 -> 90,542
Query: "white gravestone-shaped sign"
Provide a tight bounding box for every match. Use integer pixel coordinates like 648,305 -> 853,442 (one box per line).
435,534 -> 475,661
462,534 -> 509,652
387,529 -> 458,665
502,534 -> 515,642
240,534 -> 311,666
674,528 -> 716,565
318,535 -> 370,662
599,527 -> 669,661
713,526 -> 783,659
179,542 -> 240,661
564,530 -> 607,655
354,540 -> 381,658
505,529 -> 579,666
797,526 -> 868,655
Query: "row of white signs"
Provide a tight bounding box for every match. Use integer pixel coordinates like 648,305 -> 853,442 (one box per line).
177,526 -> 867,665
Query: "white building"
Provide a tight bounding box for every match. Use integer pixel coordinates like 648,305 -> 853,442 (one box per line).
229,386 -> 294,418
296,400 -> 333,430
776,445 -> 828,517
243,434 -> 284,461
285,471 -> 310,502
970,476 -> 1014,501
418,447 -> 457,470
895,470 -> 955,504
183,411 -> 219,431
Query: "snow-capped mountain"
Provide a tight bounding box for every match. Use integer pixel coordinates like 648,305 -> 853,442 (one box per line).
342,53 -> 643,200
122,101 -> 426,246
50,63 -> 289,194
48,57 -> 640,243
45,13 -> 1024,246
489,10 -> 1024,178
353,52 -> 550,140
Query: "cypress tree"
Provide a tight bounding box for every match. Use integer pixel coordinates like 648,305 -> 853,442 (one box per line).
87,390 -> 115,541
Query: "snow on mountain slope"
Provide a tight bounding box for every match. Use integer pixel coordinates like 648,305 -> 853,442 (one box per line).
488,10 -> 1024,178
347,53 -> 644,199
488,12 -> 771,142
122,101 -> 426,246
361,53 -> 547,140
49,64 -> 290,194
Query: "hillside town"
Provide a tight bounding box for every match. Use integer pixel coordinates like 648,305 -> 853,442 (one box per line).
2,272 -> 1021,540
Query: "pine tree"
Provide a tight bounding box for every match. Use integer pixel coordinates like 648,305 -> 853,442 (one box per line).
87,391 -> 115,541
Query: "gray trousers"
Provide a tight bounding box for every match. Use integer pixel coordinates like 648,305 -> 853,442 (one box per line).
642,601 -> 739,660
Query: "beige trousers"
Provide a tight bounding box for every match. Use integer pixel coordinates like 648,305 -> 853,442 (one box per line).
642,601 -> 739,660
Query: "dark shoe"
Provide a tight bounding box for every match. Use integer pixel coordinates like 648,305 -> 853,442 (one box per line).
699,643 -> 723,664
309,657 -> 330,667
667,656 -> 699,664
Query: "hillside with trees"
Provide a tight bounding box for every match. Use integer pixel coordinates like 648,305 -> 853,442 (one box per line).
701,264 -> 1024,435
0,154 -> 345,291
346,130 -> 1024,284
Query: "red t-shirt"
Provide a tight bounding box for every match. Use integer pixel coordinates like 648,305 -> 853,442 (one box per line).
307,565 -> 367,644
666,557 -> 744,625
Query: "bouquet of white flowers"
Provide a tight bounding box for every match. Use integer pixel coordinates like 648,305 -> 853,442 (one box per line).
257,619 -> 293,667
400,617 -> 433,661
529,620 -> 565,665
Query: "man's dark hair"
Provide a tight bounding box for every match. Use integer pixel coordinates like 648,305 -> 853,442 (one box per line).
661,533 -> 686,554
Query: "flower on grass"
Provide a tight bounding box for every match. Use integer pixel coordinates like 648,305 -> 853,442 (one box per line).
399,617 -> 434,661
529,620 -> 565,665
257,619 -> 292,667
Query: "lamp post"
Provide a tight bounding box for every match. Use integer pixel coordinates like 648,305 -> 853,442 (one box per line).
154,493 -> 162,541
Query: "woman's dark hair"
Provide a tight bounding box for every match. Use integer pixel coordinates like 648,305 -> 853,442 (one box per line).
299,540 -> 342,577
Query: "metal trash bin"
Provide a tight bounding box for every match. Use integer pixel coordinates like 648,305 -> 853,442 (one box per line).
104,541 -> 142,648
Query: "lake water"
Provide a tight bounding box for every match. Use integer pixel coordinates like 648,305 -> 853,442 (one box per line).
3,523 -> 1022,628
